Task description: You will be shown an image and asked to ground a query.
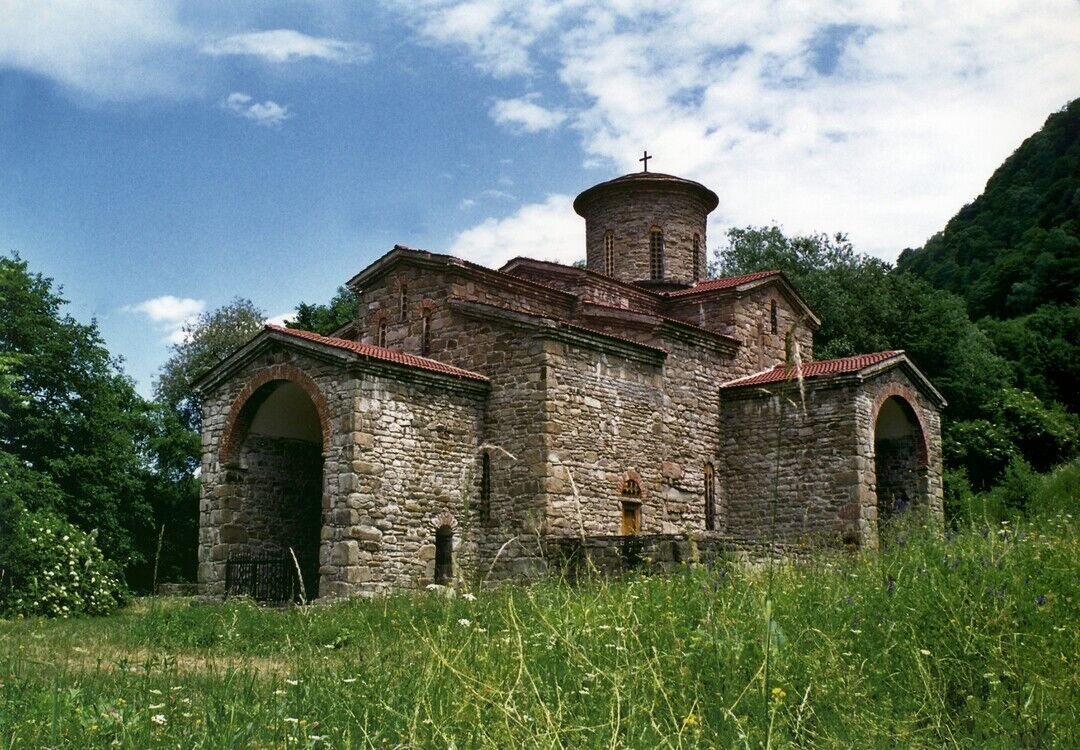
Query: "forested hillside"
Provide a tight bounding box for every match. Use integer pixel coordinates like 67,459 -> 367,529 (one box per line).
897,99 -> 1079,319
897,100 -> 1079,411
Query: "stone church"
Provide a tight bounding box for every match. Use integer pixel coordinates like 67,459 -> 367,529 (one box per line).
194,169 -> 945,598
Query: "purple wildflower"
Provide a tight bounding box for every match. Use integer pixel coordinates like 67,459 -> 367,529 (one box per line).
1035,595 -> 1047,606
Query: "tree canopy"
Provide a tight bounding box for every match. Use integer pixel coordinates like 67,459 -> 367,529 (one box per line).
287,286 -> 358,337
154,298 -> 265,433
0,256 -> 156,571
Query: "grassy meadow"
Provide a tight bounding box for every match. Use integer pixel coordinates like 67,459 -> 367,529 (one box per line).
2,500 -> 1078,750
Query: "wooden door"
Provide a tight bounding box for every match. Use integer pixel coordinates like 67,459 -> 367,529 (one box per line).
621,501 -> 641,535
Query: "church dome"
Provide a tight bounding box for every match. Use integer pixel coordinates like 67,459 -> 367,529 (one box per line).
574,171 -> 718,290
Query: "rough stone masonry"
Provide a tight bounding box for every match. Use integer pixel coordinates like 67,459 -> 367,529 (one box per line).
194,170 -> 945,598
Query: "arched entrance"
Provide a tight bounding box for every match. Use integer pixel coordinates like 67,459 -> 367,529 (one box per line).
873,396 -> 929,528
222,378 -> 327,598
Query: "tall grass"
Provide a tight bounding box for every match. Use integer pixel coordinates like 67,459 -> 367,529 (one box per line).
2,509 -> 1076,748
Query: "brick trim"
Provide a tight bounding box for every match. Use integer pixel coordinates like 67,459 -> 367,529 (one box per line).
871,383 -> 930,467
219,365 -> 332,465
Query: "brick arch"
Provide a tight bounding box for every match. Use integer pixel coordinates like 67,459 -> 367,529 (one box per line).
218,364 -> 332,466
871,383 -> 930,466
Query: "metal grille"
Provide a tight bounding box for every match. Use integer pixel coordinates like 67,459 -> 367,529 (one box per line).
225,555 -> 312,603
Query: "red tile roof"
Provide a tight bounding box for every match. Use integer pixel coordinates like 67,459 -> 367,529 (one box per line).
665,270 -> 782,297
266,325 -> 489,382
721,350 -> 904,388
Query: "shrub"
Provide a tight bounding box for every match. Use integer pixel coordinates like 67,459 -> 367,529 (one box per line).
1,507 -> 127,618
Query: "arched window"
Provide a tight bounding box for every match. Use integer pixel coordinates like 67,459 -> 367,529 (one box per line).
434,525 -> 453,584
649,228 -> 664,280
377,320 -> 388,348
399,285 -> 408,322
479,451 -> 491,521
770,300 -> 778,335
704,462 -> 716,531
421,312 -> 432,356
604,230 -> 615,276
692,234 -> 701,282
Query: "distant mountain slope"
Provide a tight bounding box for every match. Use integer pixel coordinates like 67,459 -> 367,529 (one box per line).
897,99 -> 1080,320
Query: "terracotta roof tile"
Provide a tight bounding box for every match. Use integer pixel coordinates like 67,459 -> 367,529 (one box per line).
665,270 -> 782,297
266,325 -> 489,382
721,350 -> 904,388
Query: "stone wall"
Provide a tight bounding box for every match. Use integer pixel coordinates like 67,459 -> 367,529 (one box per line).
198,344 -> 487,597
720,382 -> 863,545
662,284 -> 814,377
232,435 -> 322,561
354,262 -> 573,358
719,365 -> 944,549
875,435 -> 922,521
539,338 -> 666,537
582,187 -> 712,286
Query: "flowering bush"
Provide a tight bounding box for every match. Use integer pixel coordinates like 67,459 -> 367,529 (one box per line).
1,508 -> 127,618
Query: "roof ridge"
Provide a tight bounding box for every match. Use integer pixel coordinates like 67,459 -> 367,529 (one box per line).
266,325 -> 489,382
664,269 -> 783,297
720,350 -> 904,388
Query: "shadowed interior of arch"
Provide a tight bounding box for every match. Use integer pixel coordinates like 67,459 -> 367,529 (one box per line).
231,380 -> 324,598
873,396 -> 928,528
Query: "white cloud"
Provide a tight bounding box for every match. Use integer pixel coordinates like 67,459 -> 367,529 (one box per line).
202,29 -> 369,64
490,94 -> 567,132
390,0 -> 1080,259
0,0 -> 191,100
459,198 -> 477,209
223,92 -> 292,127
124,295 -> 205,344
265,311 -> 295,327
448,194 -> 581,268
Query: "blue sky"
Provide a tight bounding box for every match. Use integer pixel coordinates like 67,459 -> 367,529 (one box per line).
2,1 -> 1078,395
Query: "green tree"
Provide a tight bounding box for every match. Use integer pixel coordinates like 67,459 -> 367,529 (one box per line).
154,298 -> 265,432
0,255 -> 156,571
712,226 -> 1011,418
980,304 -> 1079,412
288,286 -> 358,337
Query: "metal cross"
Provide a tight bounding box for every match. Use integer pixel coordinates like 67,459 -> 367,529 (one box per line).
639,150 -> 652,172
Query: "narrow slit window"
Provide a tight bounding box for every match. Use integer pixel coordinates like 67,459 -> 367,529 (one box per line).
399,285 -> 408,322
434,525 -> 453,584
377,321 -> 387,348
649,229 -> 664,280
604,230 -> 615,276
692,234 -> 701,282
421,313 -> 431,356
479,451 -> 491,521
704,462 -> 716,531
770,300 -> 778,335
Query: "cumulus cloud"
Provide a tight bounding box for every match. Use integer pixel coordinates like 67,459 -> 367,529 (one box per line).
202,29 -> 369,64
0,0 -> 191,100
124,295 -> 205,344
223,92 -> 292,127
448,194 -> 581,268
490,94 -> 567,132
390,0 -> 1080,258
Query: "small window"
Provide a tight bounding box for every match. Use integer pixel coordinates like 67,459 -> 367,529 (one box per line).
649,229 -> 664,280
692,234 -> 701,282
621,501 -> 641,536
604,230 -> 615,276
479,451 -> 491,521
770,300 -> 778,335
704,462 -> 716,531
621,477 -> 642,498
434,525 -> 453,584
377,320 -> 388,348
399,285 -> 408,322
421,313 -> 432,356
